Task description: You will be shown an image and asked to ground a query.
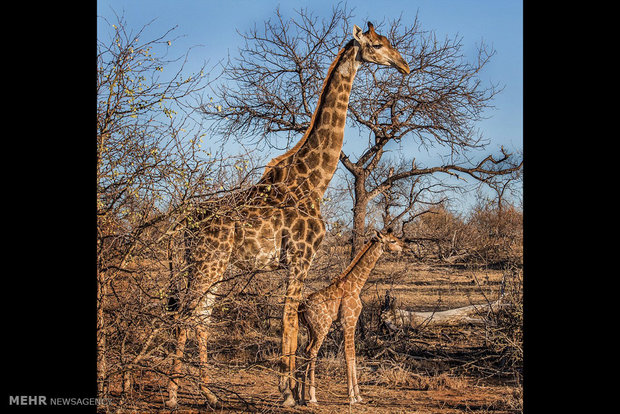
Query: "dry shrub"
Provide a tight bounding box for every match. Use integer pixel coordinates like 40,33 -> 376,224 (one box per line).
507,386 -> 523,411
314,351 -> 347,378
99,208 -> 522,410
372,364 -> 466,390
403,203 -> 523,267
404,206 -> 469,262
209,269 -> 286,365
484,265 -> 523,378
467,203 -> 523,267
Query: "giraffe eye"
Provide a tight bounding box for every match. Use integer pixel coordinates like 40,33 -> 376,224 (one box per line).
372,44 -> 383,49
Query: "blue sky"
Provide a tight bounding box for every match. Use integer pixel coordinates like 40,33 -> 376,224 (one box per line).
97,0 -> 523,210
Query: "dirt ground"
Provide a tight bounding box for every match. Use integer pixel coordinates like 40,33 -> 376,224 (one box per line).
122,367 -> 520,413
108,255 -> 522,413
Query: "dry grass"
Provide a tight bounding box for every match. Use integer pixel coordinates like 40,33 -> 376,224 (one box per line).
100,228 -> 523,413
370,363 -> 468,391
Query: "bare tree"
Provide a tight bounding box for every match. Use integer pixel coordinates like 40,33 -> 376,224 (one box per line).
202,5 -> 522,257
96,13 -> 217,400
203,6 -> 353,147
366,157 -> 450,233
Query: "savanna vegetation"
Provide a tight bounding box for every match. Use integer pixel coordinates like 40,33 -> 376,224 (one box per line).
97,6 -> 522,413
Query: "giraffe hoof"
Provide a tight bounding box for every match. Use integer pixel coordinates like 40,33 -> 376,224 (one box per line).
201,388 -> 220,407
164,399 -> 178,409
205,398 -> 221,409
282,394 -> 296,407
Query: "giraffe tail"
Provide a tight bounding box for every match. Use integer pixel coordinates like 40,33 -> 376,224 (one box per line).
166,236 -> 181,312
298,302 -> 308,329
298,302 -> 314,356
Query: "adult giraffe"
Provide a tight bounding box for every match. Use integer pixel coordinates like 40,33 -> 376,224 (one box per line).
165,22 -> 410,408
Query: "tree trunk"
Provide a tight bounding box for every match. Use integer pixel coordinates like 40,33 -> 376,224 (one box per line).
381,300 -> 509,328
351,175 -> 368,260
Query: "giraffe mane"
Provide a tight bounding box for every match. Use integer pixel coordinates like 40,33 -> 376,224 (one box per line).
260,40 -> 355,180
332,237 -> 377,284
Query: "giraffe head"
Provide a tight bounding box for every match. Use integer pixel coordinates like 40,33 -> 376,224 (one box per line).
374,228 -> 404,253
352,22 -> 411,75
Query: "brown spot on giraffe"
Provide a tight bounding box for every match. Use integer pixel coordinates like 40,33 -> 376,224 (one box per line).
330,113 -> 339,127
321,152 -> 333,169
298,230 -> 404,405
305,151 -> 320,169
295,161 -> 308,175
308,170 -> 322,187
291,219 -> 306,240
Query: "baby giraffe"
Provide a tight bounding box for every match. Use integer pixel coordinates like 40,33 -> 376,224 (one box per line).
298,229 -> 404,404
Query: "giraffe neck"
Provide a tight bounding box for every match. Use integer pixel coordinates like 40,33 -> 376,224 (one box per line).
333,239 -> 383,294
259,40 -> 360,201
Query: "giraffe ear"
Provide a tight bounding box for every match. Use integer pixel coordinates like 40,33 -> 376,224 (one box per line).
353,24 -> 364,42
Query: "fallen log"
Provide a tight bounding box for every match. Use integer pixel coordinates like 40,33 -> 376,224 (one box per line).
381,299 -> 508,328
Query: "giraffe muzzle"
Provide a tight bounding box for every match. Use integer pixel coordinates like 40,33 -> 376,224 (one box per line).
391,57 -> 410,75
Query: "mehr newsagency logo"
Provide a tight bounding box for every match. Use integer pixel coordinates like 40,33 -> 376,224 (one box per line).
9,395 -> 110,406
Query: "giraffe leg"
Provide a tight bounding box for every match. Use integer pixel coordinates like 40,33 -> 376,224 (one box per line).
194,283 -> 222,407
306,325 -> 328,404
190,266 -> 228,408
167,239 -> 231,409
352,358 -> 362,403
307,343 -> 321,404
295,366 -> 305,405
279,298 -> 299,407
279,260 -> 309,406
343,323 -> 359,404
165,324 -> 187,408
300,336 -> 313,405
342,297 -> 363,404
195,324 -> 219,406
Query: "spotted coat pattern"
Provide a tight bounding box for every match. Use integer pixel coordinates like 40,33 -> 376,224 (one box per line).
299,231 -> 404,404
